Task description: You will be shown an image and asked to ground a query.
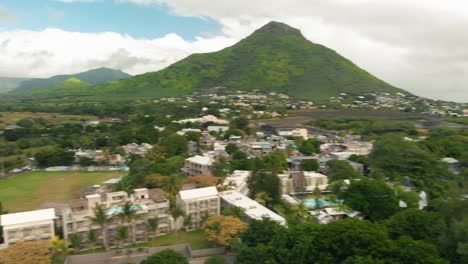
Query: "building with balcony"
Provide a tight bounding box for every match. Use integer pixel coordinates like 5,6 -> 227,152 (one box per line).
55,188 -> 171,249
183,155 -> 214,176
176,187 -> 220,231
0,208 -> 56,247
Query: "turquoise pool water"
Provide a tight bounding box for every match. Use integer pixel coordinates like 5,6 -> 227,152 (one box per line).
106,205 -> 143,215
302,198 -> 342,208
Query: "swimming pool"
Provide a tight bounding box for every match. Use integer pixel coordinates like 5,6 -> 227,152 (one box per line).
106,204 -> 143,215
302,198 -> 342,208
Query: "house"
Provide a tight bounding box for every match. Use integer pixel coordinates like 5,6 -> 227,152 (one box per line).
176,187 -> 220,230
219,190 -> 286,226
222,170 -> 251,195
182,155 -> 215,176
58,188 -> 171,248
0,208 -> 56,247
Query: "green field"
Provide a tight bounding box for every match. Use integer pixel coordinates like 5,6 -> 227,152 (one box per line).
0,171 -> 126,212
149,230 -> 215,249
77,229 -> 214,255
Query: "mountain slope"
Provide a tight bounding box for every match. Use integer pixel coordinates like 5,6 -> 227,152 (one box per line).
91,21 -> 404,100
11,22 -> 406,100
14,67 -> 131,92
20,78 -> 91,98
0,77 -> 29,93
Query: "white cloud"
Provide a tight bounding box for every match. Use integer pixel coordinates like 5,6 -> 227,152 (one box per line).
3,0 -> 468,102
0,28 -> 236,79
119,0 -> 468,102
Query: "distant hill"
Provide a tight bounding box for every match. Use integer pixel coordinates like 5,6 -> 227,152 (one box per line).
10,22 -> 407,100
19,78 -> 91,98
0,77 -> 29,93
13,67 -> 131,93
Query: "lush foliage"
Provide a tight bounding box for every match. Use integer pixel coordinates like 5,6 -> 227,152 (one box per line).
203,215 -> 248,246
235,218 -> 448,264
343,179 -> 400,221
141,249 -> 189,264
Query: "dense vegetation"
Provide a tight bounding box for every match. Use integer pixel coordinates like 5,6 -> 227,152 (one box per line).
312,116 -> 418,137
235,218 -> 450,264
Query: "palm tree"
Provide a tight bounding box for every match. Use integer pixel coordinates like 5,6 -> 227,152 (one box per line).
115,226 -> 129,248
183,214 -> 193,230
255,192 -> 273,208
146,217 -> 159,240
163,175 -> 181,197
88,204 -> 110,250
68,233 -> 83,251
87,229 -> 97,252
119,201 -> 138,244
312,186 -> 323,209
295,202 -> 309,218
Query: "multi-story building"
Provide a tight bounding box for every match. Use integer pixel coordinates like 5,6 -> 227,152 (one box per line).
278,171 -> 328,194
182,155 -> 214,176
56,188 -> 171,249
176,187 -> 220,230
0,208 -> 56,247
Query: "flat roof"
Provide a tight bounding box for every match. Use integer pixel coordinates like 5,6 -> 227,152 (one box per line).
219,190 -> 286,225
186,155 -> 214,166
1,208 -> 55,226
179,186 -> 218,200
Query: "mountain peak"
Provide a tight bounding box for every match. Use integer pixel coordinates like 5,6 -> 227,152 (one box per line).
255,21 -> 302,36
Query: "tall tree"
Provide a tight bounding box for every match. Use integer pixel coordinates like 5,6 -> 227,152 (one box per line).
344,179 -> 400,221
115,225 -> 129,248
119,201 -> 139,244
146,217 -> 159,239
68,233 -> 83,251
88,204 -> 110,250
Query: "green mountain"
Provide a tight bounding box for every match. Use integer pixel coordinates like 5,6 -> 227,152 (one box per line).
13,67 -> 131,92
20,78 -> 91,97
11,22 -> 406,100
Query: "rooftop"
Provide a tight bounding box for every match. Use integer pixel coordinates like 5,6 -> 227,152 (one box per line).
219,190 -> 286,225
1,208 -> 55,226
186,155 -> 214,166
179,186 -> 218,200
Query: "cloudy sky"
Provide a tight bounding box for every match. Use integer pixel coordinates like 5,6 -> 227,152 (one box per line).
0,0 -> 467,102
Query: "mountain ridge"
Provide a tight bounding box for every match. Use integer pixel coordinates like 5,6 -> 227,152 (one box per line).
10,21 -> 407,100
12,67 -> 132,93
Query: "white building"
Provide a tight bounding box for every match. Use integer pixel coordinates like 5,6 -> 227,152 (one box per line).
303,172 -> 328,191
177,187 -> 220,230
183,155 -> 215,176
222,170 -> 251,195
219,190 -> 286,226
0,208 -> 56,247
279,171 -> 328,194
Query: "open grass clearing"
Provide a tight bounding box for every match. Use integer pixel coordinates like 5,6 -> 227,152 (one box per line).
0,171 -> 125,212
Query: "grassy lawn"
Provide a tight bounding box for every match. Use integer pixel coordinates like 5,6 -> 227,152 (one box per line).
77,230 -> 215,255
0,171 -> 125,212
149,230 -> 215,249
